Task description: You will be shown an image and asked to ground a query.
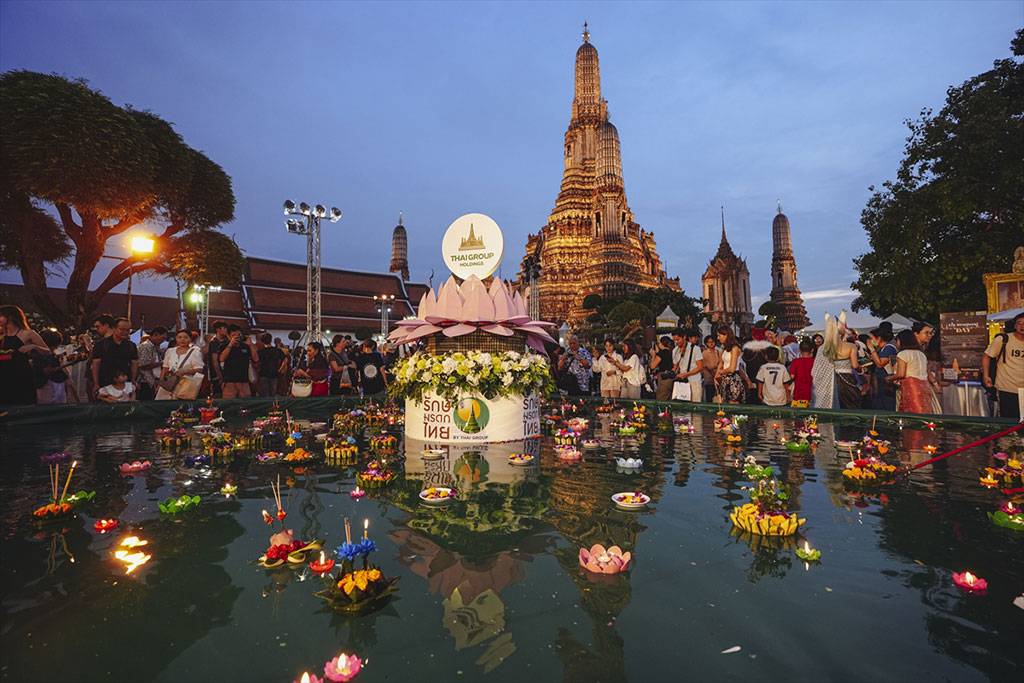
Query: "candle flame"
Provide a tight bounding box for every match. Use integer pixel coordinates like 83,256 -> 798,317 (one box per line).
319,551 -> 325,564
964,571 -> 975,584
803,541 -> 811,553
300,673 -> 311,683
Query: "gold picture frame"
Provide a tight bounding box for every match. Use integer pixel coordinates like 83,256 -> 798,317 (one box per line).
983,272 -> 1024,313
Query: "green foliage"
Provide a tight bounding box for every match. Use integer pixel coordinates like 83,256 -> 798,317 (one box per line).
606,301 -> 654,330
582,287 -> 704,339
581,293 -> 603,310
0,70 -> 237,328
851,31 -> 1024,320
162,230 -> 245,288
0,185 -> 70,272
757,301 -> 781,329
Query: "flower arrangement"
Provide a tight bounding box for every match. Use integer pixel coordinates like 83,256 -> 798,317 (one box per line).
323,653 -> 362,683
325,436 -> 359,464
553,429 -> 579,446
612,491 -> 650,509
579,544 -> 632,574
566,417 -> 590,433
419,487 -> 457,504
170,406 -> 199,423
356,461 -> 396,489
315,518 -> 398,614
256,451 -> 282,463
258,530 -> 323,568
508,453 -> 534,466
795,540 -> 822,562
988,500 -> 1024,531
158,494 -> 201,514
284,447 -> 315,463
980,456 -> 1023,488
582,438 -> 601,449
94,518 -> 119,533
220,482 -> 238,497
595,403 -> 616,414
952,570 -> 987,593
617,426 -> 638,436
842,457 -> 898,484
388,350 -> 554,404
333,409 -> 367,434
730,457 -> 805,536
155,428 -> 190,448
556,445 -> 581,461
202,432 -> 232,457
784,439 -> 809,452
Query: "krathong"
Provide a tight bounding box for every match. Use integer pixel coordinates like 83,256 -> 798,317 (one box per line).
553,429 -> 579,446
158,494 -> 200,515
356,461 -> 396,489
988,501 -> 1024,531
295,674 -> 323,683
349,486 -> 367,500
579,544 -> 632,574
952,570 -> 987,593
94,518 -> 119,533
795,540 -> 821,562
220,482 -> 238,497
34,461 -> 93,520
323,653 -> 362,683
615,457 -> 643,471
309,551 -> 336,575
369,435 -> 397,451
730,459 -> 805,535
284,447 -> 315,463
581,438 -> 601,449
316,517 -> 398,614
419,487 -> 457,504
119,460 -> 151,475
556,445 -> 582,461
421,447 -> 446,461
256,451 -> 282,463
785,439 -> 809,452
612,491 -> 650,509
508,453 -> 534,466
843,457 -> 898,484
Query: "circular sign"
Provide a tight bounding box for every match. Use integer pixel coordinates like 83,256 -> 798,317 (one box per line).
453,398 -> 490,434
441,213 -> 504,279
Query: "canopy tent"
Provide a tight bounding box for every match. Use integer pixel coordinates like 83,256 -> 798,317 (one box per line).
656,306 -> 680,329
988,307 -> 1023,322
802,310 -> 883,335
880,313 -> 918,331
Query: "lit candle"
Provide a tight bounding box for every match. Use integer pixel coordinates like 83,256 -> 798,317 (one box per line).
952,569 -> 988,593
323,653 -> 363,682
363,519 -> 369,540
310,550 -> 335,575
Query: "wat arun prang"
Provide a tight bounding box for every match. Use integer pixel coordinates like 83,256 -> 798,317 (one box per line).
517,25 -> 679,324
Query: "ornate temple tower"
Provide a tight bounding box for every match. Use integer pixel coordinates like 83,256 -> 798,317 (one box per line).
768,203 -> 809,330
389,213 -> 409,281
702,209 -> 753,335
517,24 -> 678,324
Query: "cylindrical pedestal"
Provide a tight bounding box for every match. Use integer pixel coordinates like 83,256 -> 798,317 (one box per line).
405,392 -> 540,443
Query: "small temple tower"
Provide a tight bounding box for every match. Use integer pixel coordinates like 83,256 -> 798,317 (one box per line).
389,213 -> 409,281
768,202 -> 809,330
702,208 -> 753,335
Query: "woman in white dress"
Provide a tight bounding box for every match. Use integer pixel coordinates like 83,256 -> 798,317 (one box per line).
893,329 -> 941,414
615,339 -> 644,399
593,339 -> 623,398
156,330 -> 205,400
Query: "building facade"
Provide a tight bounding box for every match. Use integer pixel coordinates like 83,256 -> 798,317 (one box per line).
768,205 -> 810,331
702,210 -> 753,335
517,25 -> 678,324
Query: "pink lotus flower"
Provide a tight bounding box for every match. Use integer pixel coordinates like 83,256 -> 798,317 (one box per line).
579,544 -> 632,574
270,529 -> 295,547
952,570 -> 987,593
323,653 -> 362,682
993,452 -> 1008,461
999,500 -> 1021,515
294,674 -> 323,683
120,460 -> 151,474
388,275 -> 556,351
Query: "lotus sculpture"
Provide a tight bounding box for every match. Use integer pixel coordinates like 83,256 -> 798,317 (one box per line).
616,457 -> 643,470
388,275 -> 556,351
579,544 -> 632,574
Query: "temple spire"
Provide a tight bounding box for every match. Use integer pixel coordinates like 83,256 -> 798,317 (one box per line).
721,206 -> 727,241
777,198 -> 782,215
582,21 -> 590,43
398,211 -> 403,226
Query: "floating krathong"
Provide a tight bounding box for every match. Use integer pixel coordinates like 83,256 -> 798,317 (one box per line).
349,486 -> 367,500
923,445 -> 938,454
419,487 -> 457,505
220,482 -> 238,497
119,460 -> 151,475
34,462 -> 93,520
615,457 -> 643,471
309,550 -> 336,575
258,529 -> 323,568
794,540 -> 821,562
156,426 -> 190,447
617,426 -> 638,436
284,447 -> 315,463
387,274 -> 557,352
158,495 -> 200,515
785,439 -> 810,452
316,517 -> 398,614
730,503 -> 805,536
612,491 -> 650,509
421,447 -> 446,461
369,435 -> 397,451
579,544 -> 632,574
323,653 -> 362,683
566,417 -> 590,433
988,500 -> 1024,531
979,473 -> 1000,488
296,673 -> 323,683
256,451 -> 282,463
952,570 -> 987,593
356,461 -> 396,489
94,518 -> 119,533
325,440 -> 359,464
507,453 -> 534,466
553,430 -> 579,446
726,434 -> 742,443
842,457 -> 898,484
581,438 -> 601,449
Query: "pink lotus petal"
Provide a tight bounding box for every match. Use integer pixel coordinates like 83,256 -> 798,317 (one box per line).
442,323 -> 478,337
579,548 -> 590,565
481,324 -> 514,336
511,290 -> 528,317
403,324 -> 445,342
418,289 -> 437,319
435,277 -> 464,320
460,276 -> 495,322
590,543 -> 607,556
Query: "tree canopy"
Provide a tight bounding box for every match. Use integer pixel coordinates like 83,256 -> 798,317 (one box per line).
851,30 -> 1024,321
581,287 -> 704,340
0,70 -> 241,329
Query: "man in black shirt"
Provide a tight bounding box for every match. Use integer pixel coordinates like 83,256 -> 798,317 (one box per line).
206,321 -> 229,397
652,336 -> 675,401
255,332 -> 285,397
218,325 -> 256,398
356,339 -> 387,399
90,317 -> 138,399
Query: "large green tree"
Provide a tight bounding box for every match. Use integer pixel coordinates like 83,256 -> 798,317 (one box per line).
851,31 -> 1024,321
0,71 -> 242,329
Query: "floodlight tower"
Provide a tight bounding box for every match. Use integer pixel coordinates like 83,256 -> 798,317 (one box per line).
373,294 -> 395,340
283,200 -> 342,343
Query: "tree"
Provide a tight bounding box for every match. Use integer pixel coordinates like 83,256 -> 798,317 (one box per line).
581,293 -> 603,310
851,31 -> 1024,321
757,301 -> 782,329
0,71 -> 241,329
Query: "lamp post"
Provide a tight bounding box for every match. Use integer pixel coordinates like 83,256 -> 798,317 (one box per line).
126,235 -> 156,326
189,284 -> 222,338
524,255 -> 541,320
373,294 -> 395,340
283,200 -> 342,344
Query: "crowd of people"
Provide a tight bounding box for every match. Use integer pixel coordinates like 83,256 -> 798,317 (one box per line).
2,302 -> 1021,420
550,312 -> 1024,419
0,305 -> 396,406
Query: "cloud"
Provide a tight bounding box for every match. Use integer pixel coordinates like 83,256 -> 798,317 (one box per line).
801,288 -> 857,301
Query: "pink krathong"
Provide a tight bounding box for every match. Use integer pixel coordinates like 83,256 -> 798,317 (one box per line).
387,275 -> 556,351
579,543 -> 632,574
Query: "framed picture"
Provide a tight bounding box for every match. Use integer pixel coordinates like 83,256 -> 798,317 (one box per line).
983,272 -> 1024,313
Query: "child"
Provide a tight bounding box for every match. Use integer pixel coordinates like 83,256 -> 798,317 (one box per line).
788,339 -> 815,408
97,369 -> 135,403
756,346 -> 792,407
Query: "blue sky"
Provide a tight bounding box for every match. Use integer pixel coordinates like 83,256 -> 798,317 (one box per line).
1,1 -> 1019,326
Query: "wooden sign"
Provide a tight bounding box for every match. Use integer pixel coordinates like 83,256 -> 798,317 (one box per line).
939,311 -> 988,381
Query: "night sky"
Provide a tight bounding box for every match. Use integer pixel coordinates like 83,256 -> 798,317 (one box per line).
1,1 -> 1019,327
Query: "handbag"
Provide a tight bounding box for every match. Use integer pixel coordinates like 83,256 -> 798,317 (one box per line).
291,376 -> 312,397
158,347 -> 196,394
671,381 -> 692,401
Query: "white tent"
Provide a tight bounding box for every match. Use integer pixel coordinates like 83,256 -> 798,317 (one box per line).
656,306 -> 679,329
803,311 -> 883,335
698,318 -> 713,339
880,313 -> 917,331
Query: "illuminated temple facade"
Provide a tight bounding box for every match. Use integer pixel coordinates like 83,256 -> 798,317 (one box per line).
702,210 -> 753,335
517,25 -> 678,324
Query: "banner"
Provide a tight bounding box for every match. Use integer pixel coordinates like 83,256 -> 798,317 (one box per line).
405,392 -> 540,443
939,311 -> 988,380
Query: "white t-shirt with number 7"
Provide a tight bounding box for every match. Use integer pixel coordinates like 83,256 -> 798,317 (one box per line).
756,362 -> 792,406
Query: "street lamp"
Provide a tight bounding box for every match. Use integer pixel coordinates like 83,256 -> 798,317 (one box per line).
373,294 -> 395,340
190,284 -> 222,338
126,235 -> 156,326
283,199 -> 343,344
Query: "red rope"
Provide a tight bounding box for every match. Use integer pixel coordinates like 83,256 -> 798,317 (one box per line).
907,423 -> 1024,471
